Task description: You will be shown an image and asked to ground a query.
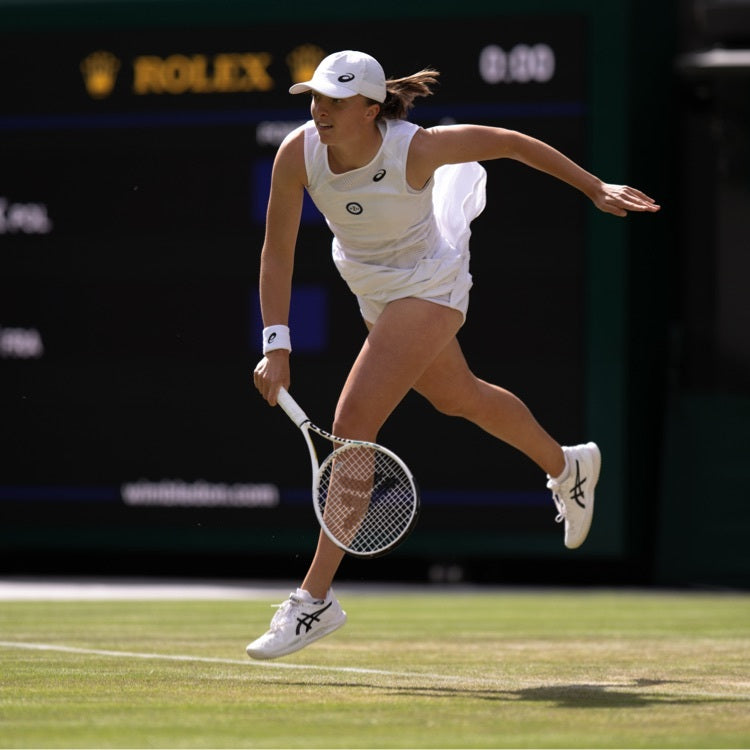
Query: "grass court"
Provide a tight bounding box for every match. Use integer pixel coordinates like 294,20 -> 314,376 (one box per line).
1,585 -> 749,748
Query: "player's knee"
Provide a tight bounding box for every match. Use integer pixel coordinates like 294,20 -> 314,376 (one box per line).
420,377 -> 486,420
332,399 -> 382,442
424,391 -> 471,419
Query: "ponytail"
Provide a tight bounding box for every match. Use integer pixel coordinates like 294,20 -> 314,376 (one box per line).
370,69 -> 440,120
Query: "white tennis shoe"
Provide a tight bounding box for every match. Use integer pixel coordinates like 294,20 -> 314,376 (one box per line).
246,588 -> 347,660
546,442 -> 601,549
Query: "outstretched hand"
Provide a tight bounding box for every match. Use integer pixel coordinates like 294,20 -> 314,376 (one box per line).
593,183 -> 661,217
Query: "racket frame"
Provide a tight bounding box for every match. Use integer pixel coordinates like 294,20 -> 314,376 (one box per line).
276,387 -> 420,558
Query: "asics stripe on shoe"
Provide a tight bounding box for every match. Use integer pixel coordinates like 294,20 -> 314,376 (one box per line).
246,589 -> 347,660
546,442 -> 601,549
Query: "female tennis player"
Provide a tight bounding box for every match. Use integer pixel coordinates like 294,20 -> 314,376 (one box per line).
247,50 -> 660,660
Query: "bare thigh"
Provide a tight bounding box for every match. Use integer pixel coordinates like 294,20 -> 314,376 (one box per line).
412,337 -> 481,416
333,298 -> 463,441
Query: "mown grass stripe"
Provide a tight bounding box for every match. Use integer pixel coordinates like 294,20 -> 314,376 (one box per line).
0,639 -> 464,683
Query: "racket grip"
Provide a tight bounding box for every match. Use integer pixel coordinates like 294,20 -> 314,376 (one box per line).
276,387 -> 309,427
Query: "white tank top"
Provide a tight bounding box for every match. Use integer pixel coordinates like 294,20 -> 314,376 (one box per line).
298,118 -> 487,311
302,118 -> 444,270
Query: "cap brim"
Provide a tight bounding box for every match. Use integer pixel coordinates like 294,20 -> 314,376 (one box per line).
288,79 -> 357,98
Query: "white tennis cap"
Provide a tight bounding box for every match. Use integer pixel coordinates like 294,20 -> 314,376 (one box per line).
289,50 -> 387,103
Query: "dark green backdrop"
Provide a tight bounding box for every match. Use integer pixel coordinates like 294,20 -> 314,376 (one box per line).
3,0 -> 744,587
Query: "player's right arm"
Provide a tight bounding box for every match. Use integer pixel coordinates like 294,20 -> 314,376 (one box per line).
253,128 -> 307,405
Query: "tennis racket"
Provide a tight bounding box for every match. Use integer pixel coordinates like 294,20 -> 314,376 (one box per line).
276,387 -> 420,558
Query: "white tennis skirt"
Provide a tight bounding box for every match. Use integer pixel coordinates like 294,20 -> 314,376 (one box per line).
332,161 -> 487,324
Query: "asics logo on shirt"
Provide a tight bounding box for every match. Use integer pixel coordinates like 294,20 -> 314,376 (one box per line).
295,601 -> 333,635
373,169 -> 386,182
346,202 -> 363,215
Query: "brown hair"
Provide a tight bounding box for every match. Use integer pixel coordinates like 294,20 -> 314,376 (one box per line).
369,68 -> 440,120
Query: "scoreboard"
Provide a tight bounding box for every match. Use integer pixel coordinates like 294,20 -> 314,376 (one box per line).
0,6 -> 629,578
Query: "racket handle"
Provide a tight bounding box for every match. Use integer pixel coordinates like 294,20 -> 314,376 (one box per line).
276,387 -> 310,427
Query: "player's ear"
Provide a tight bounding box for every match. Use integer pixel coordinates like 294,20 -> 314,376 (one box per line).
365,102 -> 380,119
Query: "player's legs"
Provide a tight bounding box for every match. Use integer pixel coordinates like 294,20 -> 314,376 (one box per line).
249,296 -> 597,657
411,337 -> 566,478
332,297 -> 465,441
413,337 -> 599,551
301,297 -> 464,599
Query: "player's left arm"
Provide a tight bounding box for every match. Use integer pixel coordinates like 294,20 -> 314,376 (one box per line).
412,124 -> 661,217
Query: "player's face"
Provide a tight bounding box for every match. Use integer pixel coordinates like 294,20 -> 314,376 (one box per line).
310,92 -> 378,143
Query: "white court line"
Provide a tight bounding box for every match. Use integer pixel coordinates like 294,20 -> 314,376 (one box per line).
0,640 -> 465,684
1,641 -> 747,701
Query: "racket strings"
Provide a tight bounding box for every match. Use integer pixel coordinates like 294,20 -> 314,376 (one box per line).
318,444 -> 416,555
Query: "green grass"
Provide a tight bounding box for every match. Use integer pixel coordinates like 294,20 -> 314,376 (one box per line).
1,588 -> 749,748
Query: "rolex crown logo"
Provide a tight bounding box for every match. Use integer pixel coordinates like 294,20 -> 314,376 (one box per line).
80,51 -> 121,99
286,44 -> 326,85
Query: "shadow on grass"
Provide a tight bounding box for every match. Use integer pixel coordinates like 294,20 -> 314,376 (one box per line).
279,677 -> 747,708
503,679 -> 708,708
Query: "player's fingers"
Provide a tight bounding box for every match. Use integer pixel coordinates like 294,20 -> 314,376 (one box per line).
622,186 -> 661,209
252,358 -> 278,404
597,184 -> 659,217
624,185 -> 653,200
599,195 -> 628,216
267,383 -> 281,407
608,205 -> 628,218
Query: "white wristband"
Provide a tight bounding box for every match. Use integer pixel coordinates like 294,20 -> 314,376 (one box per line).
262,325 -> 291,354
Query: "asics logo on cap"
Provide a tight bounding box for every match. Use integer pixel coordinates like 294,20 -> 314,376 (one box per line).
338,73 -> 355,82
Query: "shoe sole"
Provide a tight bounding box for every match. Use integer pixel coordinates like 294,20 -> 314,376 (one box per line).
246,611 -> 347,660
565,442 -> 601,549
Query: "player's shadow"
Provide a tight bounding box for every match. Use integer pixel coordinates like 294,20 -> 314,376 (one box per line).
385,677 -> 740,708
502,678 -> 696,708
281,677 -> 742,708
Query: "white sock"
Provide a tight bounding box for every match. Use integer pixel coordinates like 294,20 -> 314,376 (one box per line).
296,587 -> 325,603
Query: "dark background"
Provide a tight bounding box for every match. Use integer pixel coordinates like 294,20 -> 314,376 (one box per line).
0,0 -> 748,588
